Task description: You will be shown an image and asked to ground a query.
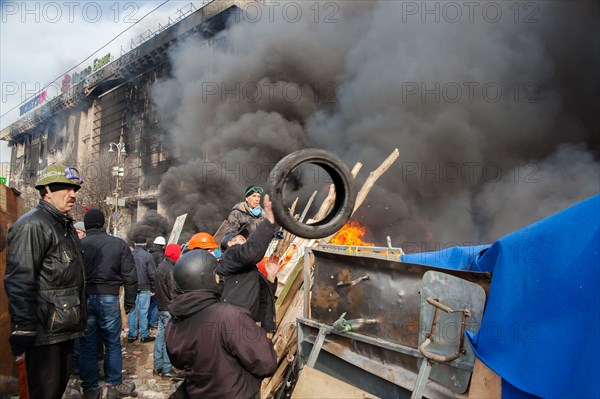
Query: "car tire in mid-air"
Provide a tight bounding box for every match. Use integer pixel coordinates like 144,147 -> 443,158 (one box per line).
268,149 -> 357,239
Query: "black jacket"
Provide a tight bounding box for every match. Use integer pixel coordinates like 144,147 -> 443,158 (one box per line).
4,200 -> 87,346
218,219 -> 277,332
155,258 -> 176,311
132,246 -> 156,290
149,245 -> 165,267
166,291 -> 277,399
81,228 -> 138,309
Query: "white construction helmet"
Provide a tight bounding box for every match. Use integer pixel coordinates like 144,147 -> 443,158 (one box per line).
153,236 -> 166,246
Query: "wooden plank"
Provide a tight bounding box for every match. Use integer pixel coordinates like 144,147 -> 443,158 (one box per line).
467,358 -> 501,398
0,185 -> 24,396
212,220 -> 229,245
261,343 -> 297,398
271,323 -> 297,364
353,149 -> 399,213
275,258 -> 305,326
291,366 -> 378,399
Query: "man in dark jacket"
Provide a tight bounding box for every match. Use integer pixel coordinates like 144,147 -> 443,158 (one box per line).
225,185 -> 266,236
4,163 -> 87,399
166,249 -> 277,399
79,208 -> 138,399
149,236 -> 166,265
153,243 -> 184,379
127,240 -> 156,343
148,236 -> 165,329
219,194 -> 279,333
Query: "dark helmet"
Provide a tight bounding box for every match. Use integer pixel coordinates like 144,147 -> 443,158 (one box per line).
173,249 -> 223,294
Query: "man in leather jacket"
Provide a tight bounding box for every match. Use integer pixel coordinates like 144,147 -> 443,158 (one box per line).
4,163 -> 87,399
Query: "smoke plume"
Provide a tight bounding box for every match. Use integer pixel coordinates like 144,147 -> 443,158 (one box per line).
151,0 -> 599,249
128,210 -> 170,245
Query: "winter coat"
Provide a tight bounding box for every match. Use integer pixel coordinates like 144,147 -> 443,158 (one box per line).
225,201 -> 266,236
81,228 -> 138,309
149,245 -> 165,267
132,246 -> 156,291
4,200 -> 87,346
155,244 -> 181,311
166,291 -> 277,399
218,219 -> 277,332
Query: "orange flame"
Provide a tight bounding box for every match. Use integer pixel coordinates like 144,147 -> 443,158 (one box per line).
331,220 -> 374,246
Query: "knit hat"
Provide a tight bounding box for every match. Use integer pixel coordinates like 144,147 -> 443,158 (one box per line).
84,208 -> 105,230
165,243 -> 182,263
244,185 -> 264,198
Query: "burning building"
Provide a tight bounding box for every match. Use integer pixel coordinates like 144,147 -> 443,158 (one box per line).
0,0 -> 598,396
0,0 -> 255,236
1,1 -> 598,244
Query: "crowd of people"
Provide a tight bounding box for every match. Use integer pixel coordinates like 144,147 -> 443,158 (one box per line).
4,163 -> 280,399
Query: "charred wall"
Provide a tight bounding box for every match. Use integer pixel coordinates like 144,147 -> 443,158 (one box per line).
2,1 -> 246,227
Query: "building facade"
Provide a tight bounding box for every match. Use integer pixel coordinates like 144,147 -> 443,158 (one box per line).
0,0 -> 250,235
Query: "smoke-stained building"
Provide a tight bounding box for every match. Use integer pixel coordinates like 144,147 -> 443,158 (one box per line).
0,0 -> 252,235
2,1 -> 598,247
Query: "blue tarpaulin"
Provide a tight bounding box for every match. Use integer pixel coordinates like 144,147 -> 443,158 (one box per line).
402,194 -> 599,397
401,244 -> 492,271
467,194 -> 600,398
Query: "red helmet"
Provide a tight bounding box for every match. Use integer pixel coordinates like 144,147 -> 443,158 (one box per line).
188,232 -> 218,250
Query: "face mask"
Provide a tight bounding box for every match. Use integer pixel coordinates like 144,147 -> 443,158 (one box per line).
251,207 -> 262,217
212,248 -> 222,259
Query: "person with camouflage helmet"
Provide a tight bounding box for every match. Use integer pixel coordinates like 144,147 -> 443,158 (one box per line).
4,163 -> 87,399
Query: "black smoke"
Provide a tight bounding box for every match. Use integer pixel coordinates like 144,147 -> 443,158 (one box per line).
128,210 -> 170,245
151,1 -> 599,248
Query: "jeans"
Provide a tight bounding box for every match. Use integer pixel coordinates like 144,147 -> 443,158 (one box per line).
148,296 -> 158,327
128,290 -> 151,340
80,294 -> 122,391
153,310 -> 173,372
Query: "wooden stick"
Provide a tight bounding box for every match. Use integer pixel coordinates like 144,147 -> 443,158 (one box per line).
350,161 -> 364,178
353,148 -> 399,214
307,161 -> 362,224
299,190 -> 318,223
323,149 -> 399,243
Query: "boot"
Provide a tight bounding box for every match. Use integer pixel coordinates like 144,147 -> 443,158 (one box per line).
106,381 -> 136,399
83,389 -> 102,399
162,369 -> 185,380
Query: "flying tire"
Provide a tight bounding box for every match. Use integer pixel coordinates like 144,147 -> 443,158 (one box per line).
268,149 -> 357,239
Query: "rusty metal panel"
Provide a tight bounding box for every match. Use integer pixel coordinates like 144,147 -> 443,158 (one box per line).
0,184 -> 24,396
310,247 -> 490,349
